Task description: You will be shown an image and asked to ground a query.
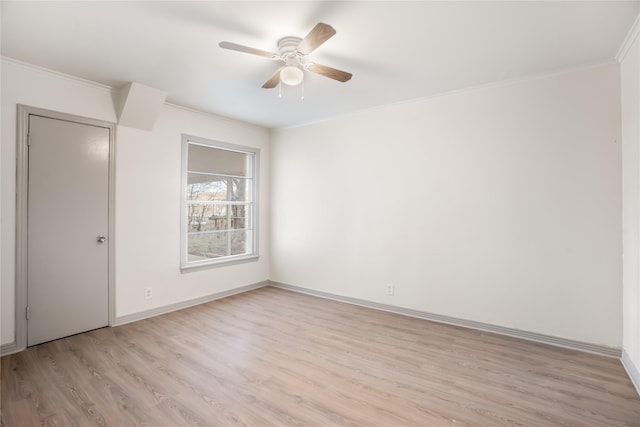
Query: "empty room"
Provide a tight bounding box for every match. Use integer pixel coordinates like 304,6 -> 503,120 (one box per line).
2,1 -> 640,425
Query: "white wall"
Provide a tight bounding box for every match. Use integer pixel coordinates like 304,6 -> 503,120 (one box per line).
0,55 -> 626,353
1,58 -> 270,346
114,105 -> 269,318
271,63 -> 622,348
621,21 -> 640,389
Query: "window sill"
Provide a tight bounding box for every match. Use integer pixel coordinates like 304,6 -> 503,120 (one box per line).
180,254 -> 260,273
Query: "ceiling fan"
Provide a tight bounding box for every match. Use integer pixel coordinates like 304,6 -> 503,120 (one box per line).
219,22 -> 352,89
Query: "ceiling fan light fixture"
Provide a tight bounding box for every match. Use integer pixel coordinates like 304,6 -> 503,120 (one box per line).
219,22 -> 352,90
280,66 -> 304,86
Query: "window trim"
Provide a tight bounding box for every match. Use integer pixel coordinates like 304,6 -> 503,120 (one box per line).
180,134 -> 259,272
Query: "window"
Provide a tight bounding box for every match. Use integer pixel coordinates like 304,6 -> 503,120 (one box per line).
181,135 -> 258,270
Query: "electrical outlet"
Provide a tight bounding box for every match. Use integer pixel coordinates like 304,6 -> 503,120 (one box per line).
386,283 -> 394,296
144,287 -> 152,300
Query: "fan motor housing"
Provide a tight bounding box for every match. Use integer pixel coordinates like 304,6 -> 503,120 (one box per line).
278,36 -> 303,64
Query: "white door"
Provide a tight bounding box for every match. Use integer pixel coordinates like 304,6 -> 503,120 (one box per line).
27,115 -> 110,346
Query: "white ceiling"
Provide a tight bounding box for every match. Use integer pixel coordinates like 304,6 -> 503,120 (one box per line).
2,1 -> 639,129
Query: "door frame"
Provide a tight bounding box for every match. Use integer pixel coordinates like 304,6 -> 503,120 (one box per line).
15,104 -> 116,351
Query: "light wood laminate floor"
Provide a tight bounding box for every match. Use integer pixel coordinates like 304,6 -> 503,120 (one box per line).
2,286 -> 639,426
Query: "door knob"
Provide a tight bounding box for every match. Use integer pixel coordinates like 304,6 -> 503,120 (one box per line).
97,235 -> 106,243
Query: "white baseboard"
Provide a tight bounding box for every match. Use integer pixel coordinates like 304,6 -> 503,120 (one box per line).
0,341 -> 21,357
268,281 -> 622,359
622,349 -> 640,397
4,279 -> 624,364
2,281 -> 269,356
112,280 -> 268,326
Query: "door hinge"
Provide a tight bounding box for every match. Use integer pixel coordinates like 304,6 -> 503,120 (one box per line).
27,132 -> 31,146
26,306 -> 30,320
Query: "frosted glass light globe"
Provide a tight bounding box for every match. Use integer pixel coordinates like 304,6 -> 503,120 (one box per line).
280,66 -> 304,86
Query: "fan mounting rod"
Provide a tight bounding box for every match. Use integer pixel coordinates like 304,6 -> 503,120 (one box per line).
278,36 -> 302,57
278,36 -> 302,65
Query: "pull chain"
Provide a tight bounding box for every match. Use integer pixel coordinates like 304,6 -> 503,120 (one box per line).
277,80 -> 305,100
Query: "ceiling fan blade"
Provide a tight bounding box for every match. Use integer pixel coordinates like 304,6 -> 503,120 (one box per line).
307,63 -> 352,82
219,41 -> 279,60
262,67 -> 283,89
296,23 -> 336,55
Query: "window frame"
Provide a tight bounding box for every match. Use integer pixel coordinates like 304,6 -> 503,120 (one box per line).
180,134 -> 259,271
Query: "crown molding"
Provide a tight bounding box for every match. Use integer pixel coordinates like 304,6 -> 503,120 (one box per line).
2,56 -> 113,92
617,12 -> 640,63
164,102 -> 267,132
278,60 -> 618,131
